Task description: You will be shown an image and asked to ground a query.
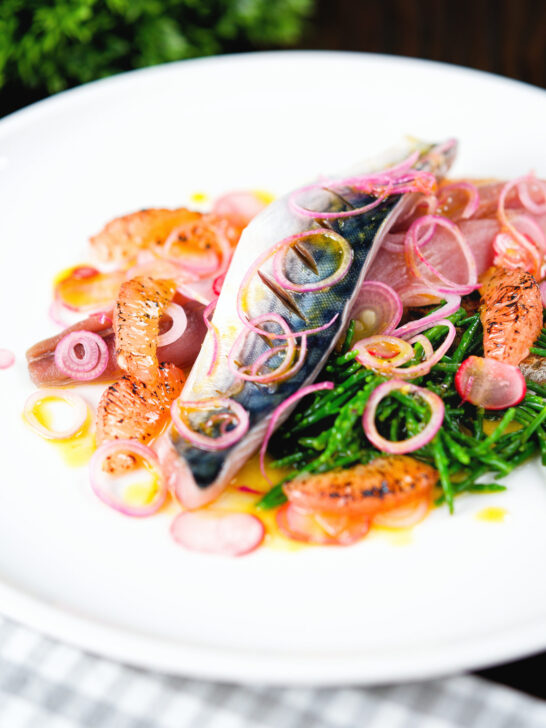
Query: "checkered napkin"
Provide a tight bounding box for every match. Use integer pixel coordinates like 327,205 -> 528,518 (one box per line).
1,618 -> 545,728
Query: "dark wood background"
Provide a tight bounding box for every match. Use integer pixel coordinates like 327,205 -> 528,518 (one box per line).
305,0 -> 546,88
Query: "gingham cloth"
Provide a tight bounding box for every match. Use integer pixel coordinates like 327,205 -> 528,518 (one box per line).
1,617 -> 545,728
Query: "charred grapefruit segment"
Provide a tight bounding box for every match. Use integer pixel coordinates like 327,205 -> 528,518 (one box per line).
480,266 -> 542,365
96,362 -> 184,474
114,276 -> 176,385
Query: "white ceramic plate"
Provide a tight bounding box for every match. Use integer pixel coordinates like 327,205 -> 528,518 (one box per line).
1,52 -> 546,686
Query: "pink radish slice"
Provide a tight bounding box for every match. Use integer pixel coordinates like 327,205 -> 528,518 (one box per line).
372,498 -> 430,528
170,512 -> 265,556
455,356 -> 526,410
0,349 -> 15,369
212,191 -> 268,230
276,503 -> 370,546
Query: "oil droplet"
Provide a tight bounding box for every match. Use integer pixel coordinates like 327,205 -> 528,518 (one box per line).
51,418 -> 96,467
368,525 -> 414,546
252,189 -> 275,205
190,191 -> 209,204
476,507 -> 508,523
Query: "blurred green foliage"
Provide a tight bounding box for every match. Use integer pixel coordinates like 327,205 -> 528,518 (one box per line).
0,0 -> 313,95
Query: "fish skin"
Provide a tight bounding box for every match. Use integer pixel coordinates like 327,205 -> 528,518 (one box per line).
165,139 -> 457,508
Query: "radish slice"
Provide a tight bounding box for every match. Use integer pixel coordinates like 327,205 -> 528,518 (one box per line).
170,512 -> 265,556
372,498 -> 430,528
212,190 -> 269,230
0,349 -> 15,369
89,440 -> 167,517
455,356 -> 526,410
276,503 -> 370,546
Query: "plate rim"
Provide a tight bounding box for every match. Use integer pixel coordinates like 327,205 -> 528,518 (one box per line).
2,50 -> 546,684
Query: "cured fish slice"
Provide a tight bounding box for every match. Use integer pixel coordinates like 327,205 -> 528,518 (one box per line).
480,267 -> 542,365
26,294 -> 207,387
160,138 -> 457,508
114,276 -> 176,385
97,362 -> 184,473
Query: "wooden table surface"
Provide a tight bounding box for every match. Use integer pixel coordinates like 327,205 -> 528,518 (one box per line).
304,0 -> 545,89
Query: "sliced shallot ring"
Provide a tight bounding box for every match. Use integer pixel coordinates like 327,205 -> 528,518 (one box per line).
272,230 -> 353,292
237,229 -> 340,339
157,303 -> 188,347
228,314 -> 297,384
23,389 -> 88,440
259,382 -> 333,484
171,397 -> 249,451
497,176 -> 545,277
170,511 -> 265,556
353,336 -> 414,372
54,330 -> 109,381
362,380 -> 444,454
289,181 -> 392,219
350,281 -> 403,339
405,215 -> 479,295
516,174 -> 546,216
393,292 -> 461,339
387,319 -> 456,379
89,439 -> 166,517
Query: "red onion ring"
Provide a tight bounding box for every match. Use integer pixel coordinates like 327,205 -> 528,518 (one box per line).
23,389 -> 88,440
289,181 -> 392,220
392,292 -> 461,339
54,331 -> 109,381
228,314 -> 297,384
387,320 -> 455,379
89,439 -> 167,517
272,230 -> 353,292
517,174 -> 546,216
496,176 -> 545,277
237,229 -> 342,339
171,397 -> 249,451
404,215 -> 479,295
157,303 -> 188,347
0,349 -> 15,369
362,380 -> 444,454
350,281 -> 403,339
259,382 -> 334,484
353,336 -> 415,372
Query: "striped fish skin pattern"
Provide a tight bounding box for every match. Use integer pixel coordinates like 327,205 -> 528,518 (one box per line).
168,139 -> 457,505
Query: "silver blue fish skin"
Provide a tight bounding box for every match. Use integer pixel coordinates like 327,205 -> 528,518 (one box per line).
167,138 -> 456,507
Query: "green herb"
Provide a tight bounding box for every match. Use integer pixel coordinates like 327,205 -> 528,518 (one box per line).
259,302 -> 546,516
1,0 -> 313,100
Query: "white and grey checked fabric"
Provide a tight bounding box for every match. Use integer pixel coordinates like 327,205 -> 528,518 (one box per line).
0,617 -> 545,728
